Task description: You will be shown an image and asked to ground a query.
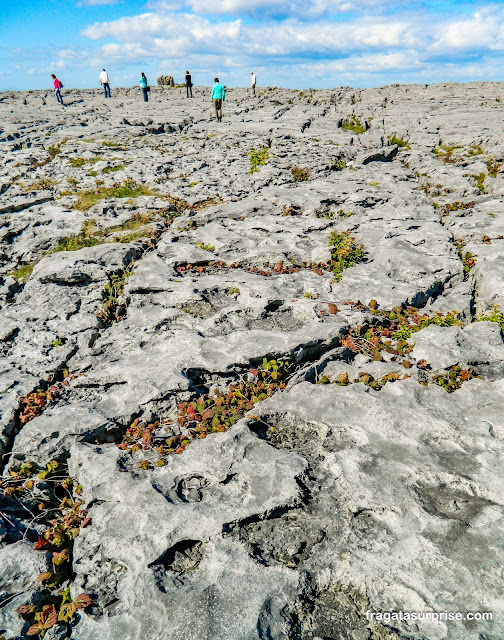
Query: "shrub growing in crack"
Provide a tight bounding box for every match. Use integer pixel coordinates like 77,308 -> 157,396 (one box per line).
477,305 -> 504,332
1,460 -> 92,637
19,371 -> 76,424
291,167 -> 311,182
96,265 -> 135,326
248,148 -> 269,174
453,238 -> 475,276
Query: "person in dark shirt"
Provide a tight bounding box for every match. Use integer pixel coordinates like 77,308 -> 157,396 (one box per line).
185,71 -> 193,98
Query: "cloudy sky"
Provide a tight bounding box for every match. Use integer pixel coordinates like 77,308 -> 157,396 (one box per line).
2,0 -> 504,90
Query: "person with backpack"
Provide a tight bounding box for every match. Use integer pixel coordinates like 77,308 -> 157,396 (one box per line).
100,69 -> 111,98
139,72 -> 149,102
185,70 -> 193,98
51,74 -> 64,106
210,77 -> 225,122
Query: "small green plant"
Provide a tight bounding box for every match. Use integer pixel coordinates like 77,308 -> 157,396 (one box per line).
248,148 -> 269,174
291,167 -> 311,182
102,140 -> 122,147
51,338 -> 65,347
88,170 -> 98,177
326,231 -> 365,282
102,164 -> 125,174
195,241 -> 215,252
433,366 -> 476,392
477,305 -> 504,332
341,115 -> 366,134
332,159 -> 347,171
8,263 -> 34,282
453,238 -> 475,275
46,144 -> 62,159
472,172 -> 487,193
67,177 -> 79,188
97,264 -> 135,325
466,145 -> 483,156
189,181 -> 199,187
487,159 -> 502,178
69,157 -> 86,168
227,287 -> 240,295
369,181 -> 380,186
304,292 -> 320,299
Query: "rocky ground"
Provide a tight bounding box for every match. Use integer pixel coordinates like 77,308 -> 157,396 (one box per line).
0,82 -> 504,640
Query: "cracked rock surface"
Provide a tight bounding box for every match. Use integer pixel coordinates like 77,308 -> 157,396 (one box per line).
1,83 -> 504,639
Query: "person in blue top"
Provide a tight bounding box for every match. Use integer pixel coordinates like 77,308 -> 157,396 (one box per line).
210,77 -> 225,122
139,72 -> 149,102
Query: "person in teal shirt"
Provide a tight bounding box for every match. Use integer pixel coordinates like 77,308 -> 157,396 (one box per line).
139,72 -> 149,102
211,77 -> 225,122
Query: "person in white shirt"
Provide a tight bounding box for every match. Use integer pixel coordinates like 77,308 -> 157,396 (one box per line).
100,69 -> 111,98
250,71 -> 256,96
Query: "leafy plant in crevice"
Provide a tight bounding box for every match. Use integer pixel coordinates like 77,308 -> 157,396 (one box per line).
487,158 -> 502,178
436,201 -> 475,218
1,460 -> 92,637
291,167 -> 311,182
96,264 -> 135,326
72,179 -> 159,211
8,263 -> 35,283
117,359 -> 293,468
471,172 -> 488,194
332,159 -> 347,171
342,303 -> 461,363
248,148 -> 269,174
325,231 -> 364,282
195,242 -> 215,252
433,366 -> 477,392
477,305 -> 504,332
453,238 -> 475,276
18,371 -> 76,425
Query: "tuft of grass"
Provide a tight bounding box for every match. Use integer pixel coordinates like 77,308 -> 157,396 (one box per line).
291,167 -> 311,182
189,181 -> 199,188
102,140 -> 122,147
332,159 -> 347,171
23,178 -> 57,192
102,164 -> 125,174
341,115 -> 366,135
467,145 -> 483,157
69,158 -> 86,168
388,135 -> 411,149
195,241 -> 216,252
8,263 -> 35,283
73,179 -> 158,211
248,148 -> 269,174
46,144 -> 62,159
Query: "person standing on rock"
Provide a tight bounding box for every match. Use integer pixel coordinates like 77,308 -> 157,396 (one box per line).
51,74 -> 65,106
139,72 -> 149,102
185,70 -> 193,98
211,77 -> 225,122
250,71 -> 256,96
100,69 -> 111,98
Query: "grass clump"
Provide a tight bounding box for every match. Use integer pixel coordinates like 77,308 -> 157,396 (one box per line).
102,140 -> 122,147
195,241 -> 215,252
73,179 -> 158,211
467,145 -> 483,156
97,264 -> 135,325
8,263 -> 35,283
47,144 -> 62,159
248,148 -> 269,174
102,164 -> 126,174
341,115 -> 366,135
69,157 -> 86,168
326,231 -> 364,282
291,167 -> 311,182
388,135 -> 411,149
23,178 -> 57,192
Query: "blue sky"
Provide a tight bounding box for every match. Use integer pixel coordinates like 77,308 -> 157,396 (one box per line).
1,0 -> 504,90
